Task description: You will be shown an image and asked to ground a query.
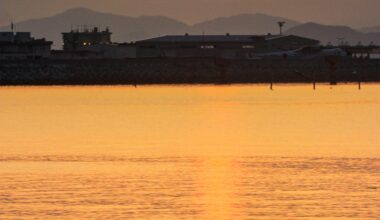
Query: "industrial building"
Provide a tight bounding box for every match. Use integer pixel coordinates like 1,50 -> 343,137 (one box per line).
62,26 -> 112,51
58,26 -> 136,59
134,34 -> 320,58
345,46 -> 380,59
0,31 -> 52,59
60,28 -> 320,59
5,25 -> 378,60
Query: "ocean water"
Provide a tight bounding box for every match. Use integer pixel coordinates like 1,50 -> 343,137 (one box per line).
0,85 -> 379,219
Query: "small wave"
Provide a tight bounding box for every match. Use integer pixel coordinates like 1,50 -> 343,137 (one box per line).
0,155 -> 200,163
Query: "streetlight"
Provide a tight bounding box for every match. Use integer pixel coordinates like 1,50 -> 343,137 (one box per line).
277,21 -> 286,35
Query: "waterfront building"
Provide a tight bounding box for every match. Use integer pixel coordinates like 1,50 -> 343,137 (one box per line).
134,34 -> 320,58
52,43 -> 137,59
60,27 -> 136,59
62,26 -> 112,51
345,46 -> 380,59
0,32 -> 52,59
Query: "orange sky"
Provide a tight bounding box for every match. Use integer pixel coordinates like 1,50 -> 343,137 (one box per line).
0,0 -> 379,27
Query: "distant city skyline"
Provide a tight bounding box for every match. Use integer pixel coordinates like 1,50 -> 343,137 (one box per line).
0,0 -> 379,28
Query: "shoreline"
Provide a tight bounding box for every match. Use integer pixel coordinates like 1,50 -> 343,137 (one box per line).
1,82 -> 378,88
1,58 -> 379,86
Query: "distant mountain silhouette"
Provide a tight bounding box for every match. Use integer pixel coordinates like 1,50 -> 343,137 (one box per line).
192,13 -> 300,35
0,8 -> 300,48
286,22 -> 380,45
0,8 -> 190,48
359,26 -> 380,33
1,8 -> 379,48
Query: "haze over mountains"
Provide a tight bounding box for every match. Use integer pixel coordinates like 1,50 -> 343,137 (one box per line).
1,8 -> 379,48
192,14 -> 300,35
285,23 -> 380,46
360,26 -> 380,33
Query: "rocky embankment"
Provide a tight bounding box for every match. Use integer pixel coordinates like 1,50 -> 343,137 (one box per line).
0,58 -> 379,85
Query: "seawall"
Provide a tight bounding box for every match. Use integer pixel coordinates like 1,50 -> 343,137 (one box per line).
0,58 -> 379,85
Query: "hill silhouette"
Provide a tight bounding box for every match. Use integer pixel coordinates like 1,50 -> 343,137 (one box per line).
286,22 -> 380,45
1,8 -> 379,48
192,13 -> 300,35
0,8 -> 189,48
0,8 -> 300,48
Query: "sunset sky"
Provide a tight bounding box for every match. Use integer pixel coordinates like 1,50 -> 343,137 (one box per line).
0,0 -> 379,27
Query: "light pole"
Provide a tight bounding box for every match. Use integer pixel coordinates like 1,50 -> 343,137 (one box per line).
278,21 -> 286,35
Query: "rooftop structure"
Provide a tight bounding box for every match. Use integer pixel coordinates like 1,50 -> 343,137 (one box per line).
0,32 -> 36,43
62,26 -> 112,51
137,35 -> 268,43
0,31 -> 53,59
135,34 -> 320,58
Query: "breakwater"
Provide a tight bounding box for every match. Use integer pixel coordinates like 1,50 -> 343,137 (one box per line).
0,58 -> 379,85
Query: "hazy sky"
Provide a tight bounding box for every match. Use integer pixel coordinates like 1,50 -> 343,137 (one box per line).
0,0 -> 379,27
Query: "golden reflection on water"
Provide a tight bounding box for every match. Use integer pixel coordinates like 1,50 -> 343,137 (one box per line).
0,84 -> 378,157
0,84 -> 379,219
200,158 -> 235,220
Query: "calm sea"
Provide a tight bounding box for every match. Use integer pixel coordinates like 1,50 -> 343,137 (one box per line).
0,85 -> 379,219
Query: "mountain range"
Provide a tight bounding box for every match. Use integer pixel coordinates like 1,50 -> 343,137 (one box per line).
1,7 -> 379,48
285,23 -> 380,46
